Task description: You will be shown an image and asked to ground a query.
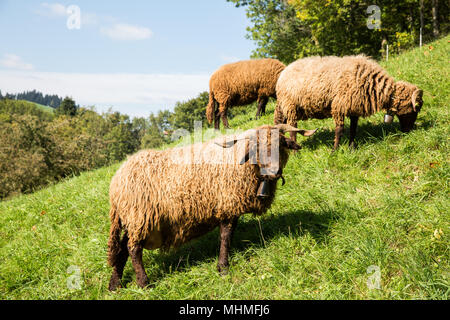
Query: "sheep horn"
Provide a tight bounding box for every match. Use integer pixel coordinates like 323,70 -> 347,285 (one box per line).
299,128 -> 318,137
274,124 -> 302,133
274,124 -> 317,137
214,139 -> 239,149
411,89 -> 423,112
214,133 -> 250,148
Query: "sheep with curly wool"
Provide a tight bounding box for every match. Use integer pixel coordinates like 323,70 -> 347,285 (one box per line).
274,55 -> 423,149
206,58 -> 286,129
107,124 -> 316,290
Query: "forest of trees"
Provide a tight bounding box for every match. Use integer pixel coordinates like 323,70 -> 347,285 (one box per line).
0,89 -> 63,108
0,90 -> 255,199
0,92 -> 248,199
228,0 -> 449,63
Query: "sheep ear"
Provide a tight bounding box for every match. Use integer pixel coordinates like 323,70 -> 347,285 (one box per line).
239,140 -> 255,165
411,89 -> 423,112
239,151 -> 250,165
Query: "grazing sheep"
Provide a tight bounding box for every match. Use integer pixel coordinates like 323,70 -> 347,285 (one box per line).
206,59 -> 286,129
107,124 -> 316,290
274,55 -> 423,150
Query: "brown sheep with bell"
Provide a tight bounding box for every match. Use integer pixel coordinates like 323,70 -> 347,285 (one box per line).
107,124 -> 316,290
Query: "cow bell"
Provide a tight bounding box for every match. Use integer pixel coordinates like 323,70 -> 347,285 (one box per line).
384,114 -> 394,124
257,181 -> 270,198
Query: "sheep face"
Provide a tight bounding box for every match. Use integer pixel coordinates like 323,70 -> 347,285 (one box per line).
397,112 -> 419,133
392,82 -> 423,133
238,124 -> 316,181
216,124 -> 315,181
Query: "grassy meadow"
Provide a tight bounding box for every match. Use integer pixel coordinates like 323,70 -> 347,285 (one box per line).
0,35 -> 448,300
32,102 -> 54,114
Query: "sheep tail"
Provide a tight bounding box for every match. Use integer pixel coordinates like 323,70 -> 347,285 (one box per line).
206,92 -> 216,125
107,204 -> 122,267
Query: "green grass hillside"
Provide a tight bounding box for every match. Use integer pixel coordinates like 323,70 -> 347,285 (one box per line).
32,102 -> 55,114
0,36 -> 448,300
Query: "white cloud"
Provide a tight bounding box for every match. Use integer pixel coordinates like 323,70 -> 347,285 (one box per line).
0,70 -> 209,117
100,24 -> 153,41
220,54 -> 242,63
81,12 -> 100,26
38,2 -> 99,26
0,54 -> 34,71
36,3 -> 151,40
39,2 -> 68,17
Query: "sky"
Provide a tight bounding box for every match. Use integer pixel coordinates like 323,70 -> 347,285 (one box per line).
0,0 -> 255,117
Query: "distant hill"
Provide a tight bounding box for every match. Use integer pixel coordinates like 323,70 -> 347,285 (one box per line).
32,102 -> 54,114
0,99 -> 54,121
0,89 -> 62,109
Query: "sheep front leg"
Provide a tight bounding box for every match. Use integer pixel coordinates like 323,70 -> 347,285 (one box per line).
255,96 -> 269,119
128,242 -> 149,288
333,117 -> 345,151
349,116 -> 359,149
284,108 -> 298,142
217,218 -> 239,275
273,102 -> 285,125
287,120 -> 298,142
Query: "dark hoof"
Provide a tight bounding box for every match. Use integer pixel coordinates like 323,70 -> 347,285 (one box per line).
108,278 -> 122,291
217,264 -> 229,276
136,277 -> 149,289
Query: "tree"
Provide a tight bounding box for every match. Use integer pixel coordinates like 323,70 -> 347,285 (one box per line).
140,113 -> 168,149
228,0 -> 449,61
432,0 -> 440,38
228,0 -> 313,63
103,112 -> 139,161
0,99 -> 53,121
55,97 -> 78,116
1,90 -> 63,108
170,92 -> 209,131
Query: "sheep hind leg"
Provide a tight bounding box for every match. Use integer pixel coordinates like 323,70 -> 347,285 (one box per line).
128,242 -> 149,289
217,217 -> 239,275
214,107 -> 221,130
108,232 -> 130,291
255,96 -> 268,119
349,116 -> 359,149
220,111 -> 230,129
